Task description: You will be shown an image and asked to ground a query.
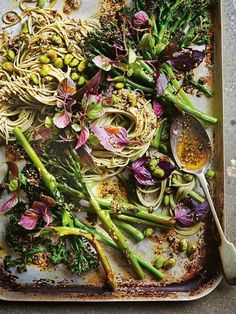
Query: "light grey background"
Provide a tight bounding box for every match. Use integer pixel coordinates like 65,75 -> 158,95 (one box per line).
0,0 -> 236,312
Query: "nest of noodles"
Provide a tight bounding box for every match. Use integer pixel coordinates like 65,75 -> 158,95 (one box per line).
83,89 -> 157,180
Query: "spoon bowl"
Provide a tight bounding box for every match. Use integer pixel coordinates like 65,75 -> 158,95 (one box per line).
170,114 -> 236,285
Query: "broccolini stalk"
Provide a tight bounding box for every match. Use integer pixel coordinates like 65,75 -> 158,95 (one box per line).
44,226 -> 117,291
73,218 -> 164,280
13,127 -> 117,291
13,128 -> 144,281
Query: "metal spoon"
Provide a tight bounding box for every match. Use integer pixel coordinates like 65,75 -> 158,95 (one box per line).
170,114 -> 236,285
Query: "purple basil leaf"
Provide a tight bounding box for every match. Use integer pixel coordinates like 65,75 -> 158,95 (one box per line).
77,144 -> 95,168
133,11 -> 149,28
76,70 -> 104,101
153,101 -> 164,118
92,55 -> 113,71
53,110 -> 72,129
174,204 -> 195,226
91,126 -> 130,152
75,127 -> 90,149
0,193 -> 18,212
18,209 -> 39,230
130,157 -> 155,186
191,199 -> 209,219
156,73 -> 168,96
168,49 -> 205,72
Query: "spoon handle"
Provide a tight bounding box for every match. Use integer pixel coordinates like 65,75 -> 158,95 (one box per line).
197,173 -> 236,285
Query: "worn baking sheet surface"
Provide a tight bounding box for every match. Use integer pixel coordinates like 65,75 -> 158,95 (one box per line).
0,0 -> 223,301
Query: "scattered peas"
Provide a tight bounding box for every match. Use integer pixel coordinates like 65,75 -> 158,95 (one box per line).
148,159 -> 158,172
53,58 -> 63,69
38,0 -> 46,9
47,50 -> 57,60
143,228 -> 154,238
115,82 -> 124,89
7,49 -> 15,61
163,194 -> 170,207
187,242 -> 197,256
9,179 -> 19,192
154,257 -> 165,269
159,143 -> 168,154
52,35 -> 63,45
77,76 -> 86,87
69,58 -> 79,67
2,62 -> 14,72
153,167 -> 165,178
179,239 -> 188,252
183,173 -> 194,182
39,55 -> 50,64
71,72 -> 80,81
64,53 -> 74,65
40,64 -> 50,76
77,60 -> 87,72
205,169 -> 215,180
163,258 -> 176,270
30,73 -> 39,85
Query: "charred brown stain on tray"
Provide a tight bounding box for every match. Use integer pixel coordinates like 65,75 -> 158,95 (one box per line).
230,120 -> 236,126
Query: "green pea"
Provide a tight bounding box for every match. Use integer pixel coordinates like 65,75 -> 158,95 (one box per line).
69,58 -> 79,67
47,50 -> 57,60
77,60 -> 87,72
77,76 -> 86,87
153,167 -> 165,178
159,143 -> 168,154
187,242 -> 197,256
149,158 -> 158,172
183,173 -> 194,182
163,258 -> 176,270
40,64 -> 50,76
115,82 -> 124,89
205,169 -> 215,180
154,257 -> 165,269
163,194 -> 170,207
53,58 -> 63,69
30,73 -> 39,85
39,55 -> 50,64
71,72 -> 80,81
143,228 -> 154,238
9,179 -> 19,192
38,0 -> 46,9
7,49 -> 15,61
2,62 -> 14,72
52,35 -> 63,45
64,53 -> 74,65
179,239 -> 188,252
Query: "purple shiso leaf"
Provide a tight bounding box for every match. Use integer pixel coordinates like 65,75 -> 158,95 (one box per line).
41,208 -> 53,226
53,110 -> 72,129
130,157 -> 155,186
92,55 -> 113,72
0,193 -> 18,212
58,78 -> 76,98
77,144 -> 95,168
91,126 -> 130,152
133,11 -> 149,28
153,101 -> 164,118
75,127 -> 90,149
156,73 -> 168,96
191,199 -> 209,219
168,49 -> 205,72
174,204 -> 195,226
76,70 -> 104,101
18,209 -> 39,230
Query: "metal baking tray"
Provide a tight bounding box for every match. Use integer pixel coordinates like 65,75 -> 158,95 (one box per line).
0,0 -> 224,301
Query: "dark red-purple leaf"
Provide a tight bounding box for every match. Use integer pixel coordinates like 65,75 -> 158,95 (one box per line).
168,49 -> 205,72
18,209 -> 39,230
76,144 -> 95,168
130,157 -> 155,186
174,204 -> 195,227
0,193 -> 18,212
40,194 -> 57,207
158,159 -> 176,179
76,71 -> 104,101
75,127 -> 90,149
